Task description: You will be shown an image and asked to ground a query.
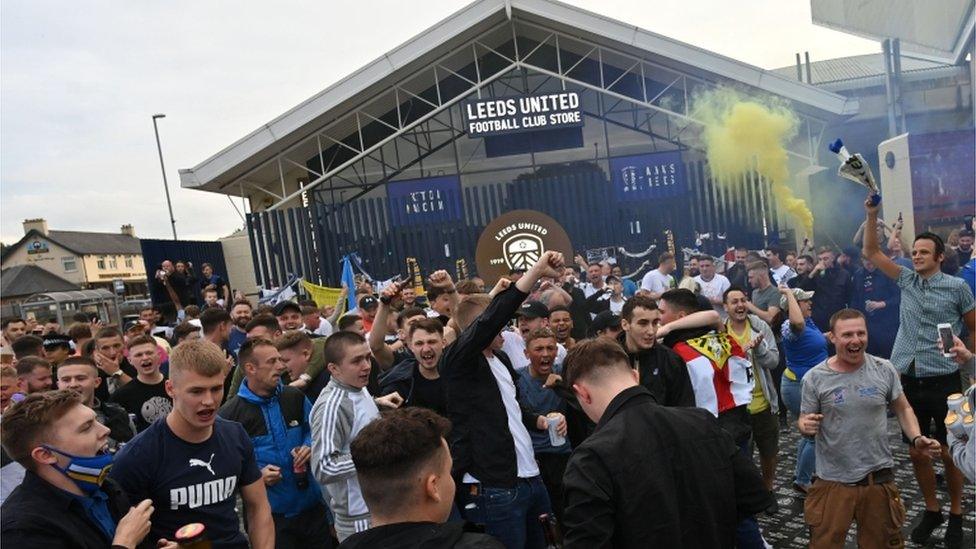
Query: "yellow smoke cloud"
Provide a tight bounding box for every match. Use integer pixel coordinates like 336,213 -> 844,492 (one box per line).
690,88 -> 814,237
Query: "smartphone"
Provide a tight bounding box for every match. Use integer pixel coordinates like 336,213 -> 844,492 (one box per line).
938,323 -> 955,357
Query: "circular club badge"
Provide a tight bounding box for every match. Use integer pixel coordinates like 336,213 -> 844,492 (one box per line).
475,210 -> 573,283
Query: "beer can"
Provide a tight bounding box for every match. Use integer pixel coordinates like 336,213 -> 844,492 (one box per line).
945,411 -> 966,439
947,393 -> 965,413
546,414 -> 566,447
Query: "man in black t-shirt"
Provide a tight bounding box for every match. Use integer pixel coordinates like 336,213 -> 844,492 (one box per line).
111,335 -> 172,432
378,318 -> 446,416
110,339 -> 274,548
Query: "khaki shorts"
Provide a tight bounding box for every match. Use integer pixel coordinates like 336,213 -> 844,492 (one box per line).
804,478 -> 905,548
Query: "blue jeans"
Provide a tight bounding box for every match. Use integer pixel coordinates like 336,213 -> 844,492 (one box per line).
459,476 -> 552,549
781,375 -> 816,486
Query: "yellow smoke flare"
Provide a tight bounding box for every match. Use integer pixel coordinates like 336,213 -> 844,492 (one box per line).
691,88 -> 814,237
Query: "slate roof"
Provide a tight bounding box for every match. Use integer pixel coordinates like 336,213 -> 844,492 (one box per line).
0,264 -> 80,298
46,230 -> 142,255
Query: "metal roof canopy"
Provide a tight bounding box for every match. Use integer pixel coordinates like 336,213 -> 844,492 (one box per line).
180,0 -> 858,207
811,0 -> 975,64
22,289 -> 117,305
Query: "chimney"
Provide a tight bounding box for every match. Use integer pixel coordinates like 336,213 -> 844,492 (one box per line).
23,218 -> 48,236
120,224 -> 136,237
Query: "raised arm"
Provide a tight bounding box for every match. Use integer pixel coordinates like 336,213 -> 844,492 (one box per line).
779,286 -> 805,333
368,283 -> 402,370
428,270 -> 459,317
745,300 -> 779,326
862,198 -> 903,280
326,286 -> 348,326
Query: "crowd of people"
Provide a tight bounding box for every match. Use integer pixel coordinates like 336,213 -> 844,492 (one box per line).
0,200 -> 973,548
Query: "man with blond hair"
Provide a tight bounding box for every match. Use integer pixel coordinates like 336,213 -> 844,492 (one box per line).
110,340 -> 274,548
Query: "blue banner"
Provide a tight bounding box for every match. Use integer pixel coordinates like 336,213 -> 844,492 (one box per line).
610,151 -> 686,200
387,175 -> 463,226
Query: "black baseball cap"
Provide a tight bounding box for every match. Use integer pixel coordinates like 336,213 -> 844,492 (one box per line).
588,311 -> 621,337
273,301 -> 302,317
359,295 -> 379,310
516,301 -> 549,320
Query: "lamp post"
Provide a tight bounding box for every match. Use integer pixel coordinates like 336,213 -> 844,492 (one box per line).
152,114 -> 178,240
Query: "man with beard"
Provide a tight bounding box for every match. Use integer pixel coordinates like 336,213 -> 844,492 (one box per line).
228,299 -> 253,355
580,262 -> 606,299
56,357 -> 135,452
618,296 -> 695,408
16,356 -> 53,394
110,335 -> 172,432
548,306 -> 576,350
514,327 -> 570,528
640,253 -> 677,300
110,340 -> 275,548
788,254 -> 816,289
723,288 -> 781,496
956,228 -> 974,265
378,318 -> 447,416
726,246 -> 752,292
799,309 -> 939,548
1,318 -> 27,349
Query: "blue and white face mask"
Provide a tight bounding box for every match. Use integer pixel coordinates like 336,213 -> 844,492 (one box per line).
42,445 -> 113,494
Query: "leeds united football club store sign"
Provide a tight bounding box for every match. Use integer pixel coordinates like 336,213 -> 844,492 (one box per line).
463,92 -> 583,138
475,210 -> 574,282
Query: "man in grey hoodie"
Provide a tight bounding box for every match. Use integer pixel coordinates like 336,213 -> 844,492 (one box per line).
723,287 -> 780,501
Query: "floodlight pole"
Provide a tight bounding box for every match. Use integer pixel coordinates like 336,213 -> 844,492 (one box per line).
152,114 -> 178,240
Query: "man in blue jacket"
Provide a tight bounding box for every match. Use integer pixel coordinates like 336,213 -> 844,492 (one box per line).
219,337 -> 332,549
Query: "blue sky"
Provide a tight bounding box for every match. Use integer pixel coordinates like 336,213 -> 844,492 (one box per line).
0,0 -> 879,244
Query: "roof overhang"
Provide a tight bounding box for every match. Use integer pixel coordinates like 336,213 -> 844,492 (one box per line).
811,0 -> 976,65
180,0 -> 858,196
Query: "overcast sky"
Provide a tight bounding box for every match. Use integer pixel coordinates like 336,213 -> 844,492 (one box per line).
0,0 -> 880,245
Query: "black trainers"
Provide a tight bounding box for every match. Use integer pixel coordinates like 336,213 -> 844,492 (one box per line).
910,510 -> 944,544
944,513 -> 963,549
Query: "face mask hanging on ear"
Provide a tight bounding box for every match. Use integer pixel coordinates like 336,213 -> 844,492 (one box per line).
42,445 -> 114,494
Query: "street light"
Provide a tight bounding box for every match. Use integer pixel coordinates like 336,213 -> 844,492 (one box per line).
152,114 -> 178,240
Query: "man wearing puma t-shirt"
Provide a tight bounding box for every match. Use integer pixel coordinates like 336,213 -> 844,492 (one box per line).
110,340 -> 274,548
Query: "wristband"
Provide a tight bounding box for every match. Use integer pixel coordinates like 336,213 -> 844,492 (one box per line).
300,373 -> 312,383
910,435 -> 922,448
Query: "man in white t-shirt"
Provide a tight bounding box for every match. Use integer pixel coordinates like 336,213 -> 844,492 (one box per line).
640,252 -> 677,299
694,256 -> 731,318
579,262 -> 606,298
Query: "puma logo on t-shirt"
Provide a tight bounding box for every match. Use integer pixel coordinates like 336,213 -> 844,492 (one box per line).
188,453 -> 215,476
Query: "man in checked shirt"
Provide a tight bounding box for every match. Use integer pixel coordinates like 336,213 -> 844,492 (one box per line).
863,198 -> 975,549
